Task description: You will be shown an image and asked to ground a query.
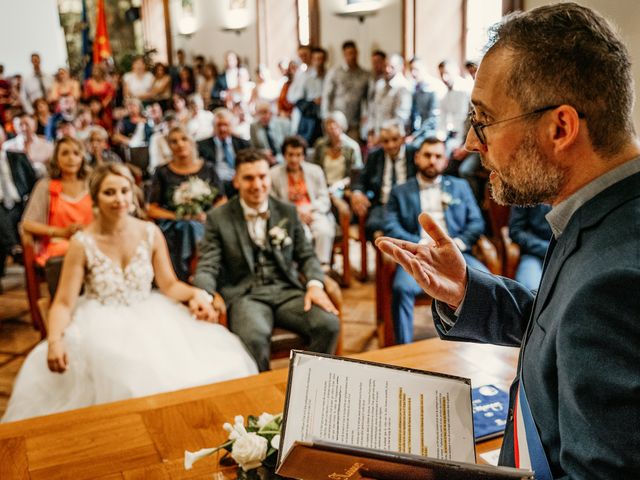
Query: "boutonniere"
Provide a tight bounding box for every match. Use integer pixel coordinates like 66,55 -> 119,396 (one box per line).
441,191 -> 461,209
269,219 -> 292,249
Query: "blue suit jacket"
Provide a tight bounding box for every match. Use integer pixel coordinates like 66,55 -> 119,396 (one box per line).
352,146 -> 417,207
433,170 -> 640,479
384,176 -> 484,250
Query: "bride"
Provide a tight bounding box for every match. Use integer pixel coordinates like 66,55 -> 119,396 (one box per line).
2,163 -> 258,422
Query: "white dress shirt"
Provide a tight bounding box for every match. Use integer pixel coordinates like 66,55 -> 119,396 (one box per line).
417,175 -> 447,242
381,145 -> 407,205
2,134 -> 53,178
239,197 -> 269,249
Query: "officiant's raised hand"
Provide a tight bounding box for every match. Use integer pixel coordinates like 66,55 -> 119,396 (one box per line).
375,213 -> 468,309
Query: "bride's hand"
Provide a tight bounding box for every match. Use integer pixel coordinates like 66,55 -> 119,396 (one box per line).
189,290 -> 217,323
47,338 -> 68,373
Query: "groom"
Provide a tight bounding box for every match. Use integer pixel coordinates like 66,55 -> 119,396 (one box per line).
194,149 -> 340,371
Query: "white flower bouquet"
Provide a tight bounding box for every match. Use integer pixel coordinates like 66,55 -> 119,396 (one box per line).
172,176 -> 217,219
184,413 -> 283,473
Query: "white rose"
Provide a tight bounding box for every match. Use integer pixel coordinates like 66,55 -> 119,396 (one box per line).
231,432 -> 268,471
270,434 -> 281,450
257,412 -> 274,429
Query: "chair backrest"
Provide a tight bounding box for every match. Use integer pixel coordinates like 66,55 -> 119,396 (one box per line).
126,146 -> 150,173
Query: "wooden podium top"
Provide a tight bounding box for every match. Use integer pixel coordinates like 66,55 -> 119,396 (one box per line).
0,338 -> 518,479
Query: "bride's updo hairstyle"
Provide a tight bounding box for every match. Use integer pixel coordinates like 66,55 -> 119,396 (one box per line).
89,163 -> 143,217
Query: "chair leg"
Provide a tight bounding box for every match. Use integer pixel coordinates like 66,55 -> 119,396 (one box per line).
340,216 -> 351,288
358,216 -> 368,281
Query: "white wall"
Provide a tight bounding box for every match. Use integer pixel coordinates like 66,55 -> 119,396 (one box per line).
169,0 -> 258,72
524,0 -> 640,131
0,0 -> 67,76
319,0 -> 402,69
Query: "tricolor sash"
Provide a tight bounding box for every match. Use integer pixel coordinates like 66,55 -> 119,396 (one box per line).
513,380 -> 553,480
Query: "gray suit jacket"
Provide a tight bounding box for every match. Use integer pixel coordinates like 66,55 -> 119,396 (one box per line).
269,162 -> 332,216
249,117 -> 292,155
194,196 -> 324,304
433,171 -> 640,479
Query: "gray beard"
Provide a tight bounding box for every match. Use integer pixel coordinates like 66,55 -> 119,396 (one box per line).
485,133 -> 567,207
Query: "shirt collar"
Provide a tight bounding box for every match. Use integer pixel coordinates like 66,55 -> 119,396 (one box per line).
417,174 -> 441,190
385,145 -> 406,163
239,197 -> 269,216
546,156 -> 640,238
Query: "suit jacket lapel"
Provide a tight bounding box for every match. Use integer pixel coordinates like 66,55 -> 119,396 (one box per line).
230,198 -> 255,273
266,198 -> 292,278
441,177 -> 453,231
407,178 -> 422,232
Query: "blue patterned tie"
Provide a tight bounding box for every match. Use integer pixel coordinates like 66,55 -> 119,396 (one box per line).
222,140 -> 235,168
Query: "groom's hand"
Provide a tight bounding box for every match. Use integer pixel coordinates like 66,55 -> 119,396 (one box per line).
304,285 -> 339,315
375,213 -> 468,308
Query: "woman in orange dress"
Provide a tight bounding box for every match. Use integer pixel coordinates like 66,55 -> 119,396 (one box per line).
21,137 -> 93,290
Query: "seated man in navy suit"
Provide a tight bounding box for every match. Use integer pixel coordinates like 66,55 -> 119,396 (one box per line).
350,119 -> 416,239
197,108 -> 250,196
385,136 -> 487,344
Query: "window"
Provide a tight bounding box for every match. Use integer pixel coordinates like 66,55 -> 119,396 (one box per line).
465,0 -> 503,62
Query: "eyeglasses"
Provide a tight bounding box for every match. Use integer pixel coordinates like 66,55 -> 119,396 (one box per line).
469,105 -> 584,145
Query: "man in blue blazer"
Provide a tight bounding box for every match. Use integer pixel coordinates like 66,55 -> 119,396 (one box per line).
377,4 -> 640,478
385,137 -> 487,344
351,120 -> 417,239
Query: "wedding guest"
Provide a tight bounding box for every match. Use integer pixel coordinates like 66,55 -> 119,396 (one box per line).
148,113 -> 179,173
270,135 -> 335,269
186,94 -> 214,141
45,93 -> 77,141
312,111 -> 363,197
20,53 -> 53,115
277,60 -> 296,118
212,51 -> 241,103
198,63 -> 218,109
49,67 -> 81,105
173,66 -> 196,98
123,56 -> 154,101
112,98 -> 153,148
194,148 -> 339,371
2,162 -> 257,422
351,119 -> 417,239
20,136 -> 93,288
197,107 -> 250,196
148,125 -> 223,281
2,113 -> 54,177
74,106 -> 94,142
33,98 -> 51,136
296,47 -> 327,146
85,126 -> 123,167
82,64 -> 114,109
249,100 -> 291,165
171,92 -> 191,125
145,62 -> 172,110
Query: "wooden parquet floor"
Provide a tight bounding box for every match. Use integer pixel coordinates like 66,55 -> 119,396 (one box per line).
0,258 -> 437,419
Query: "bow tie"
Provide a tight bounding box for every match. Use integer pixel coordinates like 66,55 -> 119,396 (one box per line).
245,210 -> 270,221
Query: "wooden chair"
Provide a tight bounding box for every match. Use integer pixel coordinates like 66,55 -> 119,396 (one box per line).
374,234 -> 500,348
21,231 -> 48,337
500,226 -> 521,279
329,195 -> 351,287
215,276 -> 344,359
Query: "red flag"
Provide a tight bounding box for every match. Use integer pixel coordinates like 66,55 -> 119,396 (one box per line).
93,0 -> 112,64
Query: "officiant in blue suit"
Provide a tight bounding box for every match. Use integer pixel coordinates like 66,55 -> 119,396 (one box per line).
377,4 -> 640,479
384,136 -> 487,344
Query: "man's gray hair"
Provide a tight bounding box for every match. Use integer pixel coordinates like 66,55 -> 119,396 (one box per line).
380,118 -> 405,136
486,2 -> 635,156
325,111 -> 348,131
88,125 -> 109,141
212,107 -> 235,125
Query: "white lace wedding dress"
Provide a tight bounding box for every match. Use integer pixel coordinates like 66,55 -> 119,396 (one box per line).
2,224 -> 258,422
